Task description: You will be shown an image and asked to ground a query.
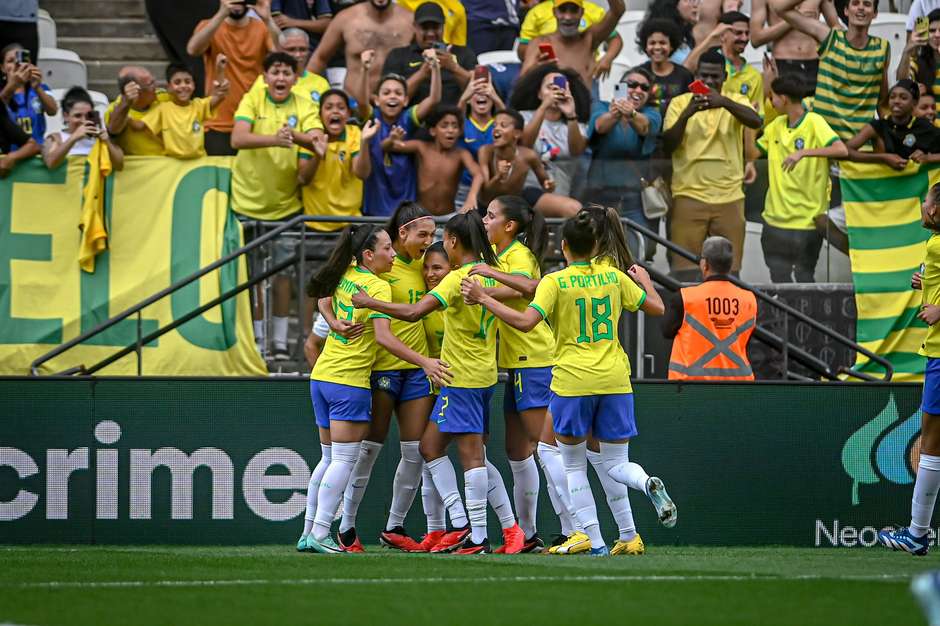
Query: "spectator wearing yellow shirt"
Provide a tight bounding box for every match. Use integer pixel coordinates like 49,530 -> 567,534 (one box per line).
142,63 -> 230,159
684,12 -> 762,113
106,66 -> 169,156
246,28 -> 331,116
398,0 -> 467,46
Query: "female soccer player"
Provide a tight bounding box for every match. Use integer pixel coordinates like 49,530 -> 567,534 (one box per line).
336,202 -> 439,553
298,224 -> 450,554
462,209 -> 677,556
352,212 -> 501,554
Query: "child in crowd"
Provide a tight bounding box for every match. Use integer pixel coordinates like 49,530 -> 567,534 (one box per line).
918,91 -> 938,126
1,43 -> 57,145
383,105 -> 483,215
478,109 -> 580,217
358,49 -> 442,217
846,79 -> 940,168
43,87 -> 124,170
756,74 -> 847,283
455,74 -> 503,208
143,63 -> 230,159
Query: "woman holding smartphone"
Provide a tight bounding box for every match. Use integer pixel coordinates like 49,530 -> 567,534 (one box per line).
43,87 -> 124,170
899,9 -> 940,120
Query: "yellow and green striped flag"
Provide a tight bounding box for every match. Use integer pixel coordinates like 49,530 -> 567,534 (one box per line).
840,161 -> 940,381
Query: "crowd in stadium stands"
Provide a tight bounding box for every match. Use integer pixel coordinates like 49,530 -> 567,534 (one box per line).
6,0 -> 940,354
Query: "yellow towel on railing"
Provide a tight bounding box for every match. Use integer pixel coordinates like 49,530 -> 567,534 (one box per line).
78,140 -> 112,273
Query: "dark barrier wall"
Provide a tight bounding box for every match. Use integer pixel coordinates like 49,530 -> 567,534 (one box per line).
0,378 -> 926,547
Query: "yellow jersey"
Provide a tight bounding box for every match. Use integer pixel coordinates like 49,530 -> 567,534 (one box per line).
375,253 -> 430,371
723,59 -> 763,117
300,124 -> 364,232
247,70 -> 330,120
518,0 -> 608,44
311,266 -> 392,388
921,233 -> 940,358
756,111 -> 839,230
397,0 -> 467,45
428,262 -> 498,388
494,240 -> 553,369
141,97 -> 215,159
424,309 -> 445,359
530,262 -> 647,396
104,91 -> 171,156
231,90 -> 318,220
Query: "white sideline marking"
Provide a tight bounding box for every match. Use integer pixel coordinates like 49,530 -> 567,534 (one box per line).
9,574 -> 910,589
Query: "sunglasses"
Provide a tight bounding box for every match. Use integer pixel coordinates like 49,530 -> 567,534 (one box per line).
625,80 -> 651,92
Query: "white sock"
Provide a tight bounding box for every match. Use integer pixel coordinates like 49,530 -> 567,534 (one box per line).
591,445 -> 637,542
537,441 -> 580,534
607,447 -> 651,495
386,441 -> 423,531
421,464 -> 446,532
253,320 -> 264,344
303,443 -> 331,535
273,315 -> 289,350
485,454 -> 516,530
558,441 -> 604,549
465,466 -> 488,544
509,456 -> 539,538
313,441 -> 359,540
911,453 -> 940,537
426,455 -> 468,528
339,440 -> 382,533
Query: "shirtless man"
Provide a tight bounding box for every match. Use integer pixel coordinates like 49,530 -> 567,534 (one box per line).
520,0 -> 624,89
750,0 -> 839,92
384,106 -> 483,215
306,0 -> 414,105
478,109 -> 580,217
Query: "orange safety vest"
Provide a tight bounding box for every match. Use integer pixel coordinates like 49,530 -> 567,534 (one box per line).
668,279 -> 757,381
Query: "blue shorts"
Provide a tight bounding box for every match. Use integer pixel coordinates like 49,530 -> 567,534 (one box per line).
923,358 -> 940,414
550,392 -> 638,441
504,367 -> 552,414
310,380 -> 372,428
431,385 -> 496,434
370,369 -> 433,403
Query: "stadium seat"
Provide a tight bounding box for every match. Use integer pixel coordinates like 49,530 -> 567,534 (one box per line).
868,13 -> 907,79
477,50 -> 520,67
38,9 -> 57,49
325,67 -> 346,90
42,88 -> 110,139
38,47 -> 87,90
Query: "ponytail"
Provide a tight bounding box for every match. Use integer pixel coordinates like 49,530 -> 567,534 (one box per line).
494,195 -> 548,263
586,204 -> 634,271
306,224 -> 383,297
386,200 -> 431,244
444,212 -> 498,266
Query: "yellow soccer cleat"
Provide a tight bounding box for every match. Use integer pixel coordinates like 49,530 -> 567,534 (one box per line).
548,531 -> 592,555
610,534 -> 645,556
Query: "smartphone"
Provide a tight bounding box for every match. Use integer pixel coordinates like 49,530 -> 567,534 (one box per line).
689,79 -> 710,95
917,16 -> 930,38
473,65 -> 490,81
538,42 -> 556,60
431,41 -> 448,51
552,74 -> 567,90
88,110 -> 101,128
613,82 -> 628,101
15,49 -> 30,65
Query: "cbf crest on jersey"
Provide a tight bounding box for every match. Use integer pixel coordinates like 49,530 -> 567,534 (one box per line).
311,91 -> 320,103
903,133 -> 916,148
795,138 -> 805,150
740,84 -> 749,95
288,114 -> 298,128
192,120 -> 201,133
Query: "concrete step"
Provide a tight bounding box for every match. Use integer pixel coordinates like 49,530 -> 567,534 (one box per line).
42,0 -> 147,20
58,37 -> 166,62
57,18 -> 154,39
88,79 -> 120,100
86,59 -> 167,84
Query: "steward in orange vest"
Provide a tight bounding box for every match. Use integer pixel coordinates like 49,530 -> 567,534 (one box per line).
662,236 -> 757,380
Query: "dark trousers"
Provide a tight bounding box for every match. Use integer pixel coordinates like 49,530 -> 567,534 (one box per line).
466,21 -> 518,55
760,223 -> 823,283
0,21 -> 38,67
205,129 -> 236,156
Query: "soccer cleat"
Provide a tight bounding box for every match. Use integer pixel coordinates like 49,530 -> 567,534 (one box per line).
379,526 -> 423,552
494,523 -> 526,554
430,527 -> 471,553
296,534 -> 309,552
414,530 -> 447,553
549,533 -> 568,548
306,534 -> 344,554
878,527 -> 930,556
338,528 -> 365,553
912,571 -> 940,626
548,531 -> 591,555
521,533 -> 545,553
610,534 -> 645,555
273,346 -> 290,361
647,477 -> 677,528
590,545 -> 610,557
455,538 -> 491,554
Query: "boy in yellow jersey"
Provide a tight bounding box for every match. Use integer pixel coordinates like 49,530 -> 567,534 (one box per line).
142,63 -> 230,159
247,28 -> 331,117
463,209 -> 677,556
879,184 -> 940,557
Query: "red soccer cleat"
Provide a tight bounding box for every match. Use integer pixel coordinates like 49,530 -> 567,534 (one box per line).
429,527 -> 470,553
494,523 -> 525,554
414,530 -> 447,553
379,526 -> 423,552
455,538 -> 491,555
337,528 -> 365,553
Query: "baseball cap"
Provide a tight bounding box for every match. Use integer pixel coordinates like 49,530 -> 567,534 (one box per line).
553,0 -> 584,8
414,2 -> 446,24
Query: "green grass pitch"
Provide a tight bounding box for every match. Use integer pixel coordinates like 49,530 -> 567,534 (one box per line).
0,545 -> 936,625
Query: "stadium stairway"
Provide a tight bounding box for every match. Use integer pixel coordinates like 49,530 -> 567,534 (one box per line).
41,0 -> 166,99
